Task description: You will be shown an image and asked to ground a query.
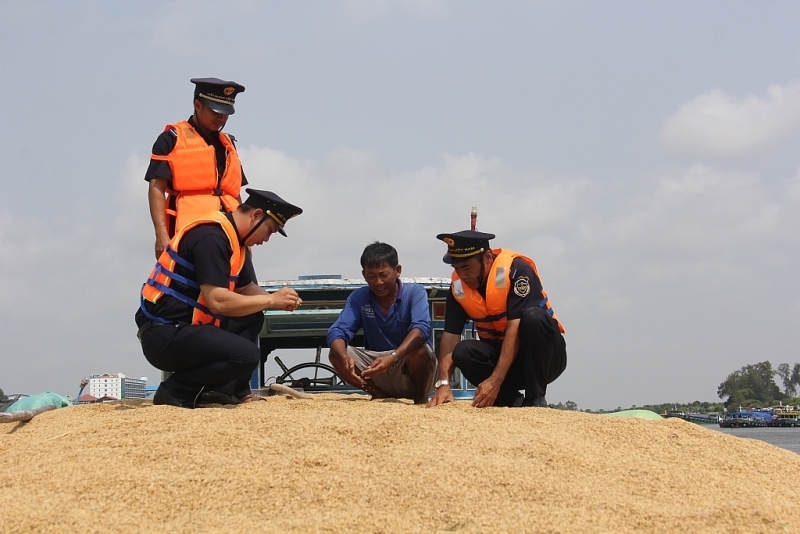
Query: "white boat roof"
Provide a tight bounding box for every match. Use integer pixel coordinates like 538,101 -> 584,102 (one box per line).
259,277 -> 451,290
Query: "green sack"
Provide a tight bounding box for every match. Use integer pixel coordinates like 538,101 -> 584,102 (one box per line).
6,392 -> 72,413
601,409 -> 663,420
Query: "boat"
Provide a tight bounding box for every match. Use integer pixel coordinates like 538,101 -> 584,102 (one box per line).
770,412 -> 800,427
253,275 -> 476,399
719,411 -> 772,428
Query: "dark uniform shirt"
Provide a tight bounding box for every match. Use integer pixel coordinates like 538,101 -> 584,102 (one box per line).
136,213 -> 256,328
144,115 -> 248,186
443,257 -> 545,336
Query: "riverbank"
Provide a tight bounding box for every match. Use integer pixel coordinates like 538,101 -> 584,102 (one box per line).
2,395 -> 800,533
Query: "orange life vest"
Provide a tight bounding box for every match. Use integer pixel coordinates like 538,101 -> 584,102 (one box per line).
150,120 -> 243,235
140,212 -> 246,327
451,248 -> 565,340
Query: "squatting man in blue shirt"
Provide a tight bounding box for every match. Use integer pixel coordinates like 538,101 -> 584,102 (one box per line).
326,242 -> 437,404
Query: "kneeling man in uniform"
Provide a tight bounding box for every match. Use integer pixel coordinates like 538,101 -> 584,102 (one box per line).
136,189 -> 303,408
327,242 -> 437,404
427,231 -> 567,408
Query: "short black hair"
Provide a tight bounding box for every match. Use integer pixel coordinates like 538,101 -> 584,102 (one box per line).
360,242 -> 398,269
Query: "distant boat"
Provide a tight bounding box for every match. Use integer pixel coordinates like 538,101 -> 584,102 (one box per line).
770,412 -> 800,427
719,411 -> 772,428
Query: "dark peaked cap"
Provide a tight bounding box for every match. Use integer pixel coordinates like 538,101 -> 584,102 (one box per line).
436,230 -> 496,264
191,77 -> 245,115
243,189 -> 302,237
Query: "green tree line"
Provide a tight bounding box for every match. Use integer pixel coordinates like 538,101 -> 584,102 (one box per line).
575,401 -> 727,415
717,361 -> 800,409
553,360 -> 800,413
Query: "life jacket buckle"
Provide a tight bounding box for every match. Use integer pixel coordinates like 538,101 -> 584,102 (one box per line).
213,188 -> 223,196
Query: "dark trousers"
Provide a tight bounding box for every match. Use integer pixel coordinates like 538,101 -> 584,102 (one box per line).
139,312 -> 263,400
452,307 -> 567,406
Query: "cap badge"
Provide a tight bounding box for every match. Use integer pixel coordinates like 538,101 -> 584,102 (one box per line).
224,86 -> 235,96
443,237 -> 455,246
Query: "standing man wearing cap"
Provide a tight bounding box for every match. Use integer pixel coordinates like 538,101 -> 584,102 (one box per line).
427,231 -> 567,409
136,189 -> 303,408
145,77 -> 248,259
326,242 -> 437,404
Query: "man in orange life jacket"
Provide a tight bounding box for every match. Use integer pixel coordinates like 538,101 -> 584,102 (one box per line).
135,189 -> 303,408
427,231 -> 567,409
145,77 -> 247,259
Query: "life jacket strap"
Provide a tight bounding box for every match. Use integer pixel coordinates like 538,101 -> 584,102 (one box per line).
147,279 -> 223,321
166,245 -> 196,272
475,325 -> 505,338
139,290 -> 174,324
151,263 -> 199,290
470,311 -> 508,323
178,188 -> 222,197
539,296 -> 554,316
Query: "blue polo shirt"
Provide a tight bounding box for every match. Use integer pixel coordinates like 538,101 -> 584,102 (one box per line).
326,281 -> 432,351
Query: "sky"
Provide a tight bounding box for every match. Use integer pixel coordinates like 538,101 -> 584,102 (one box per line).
1,0 -> 799,410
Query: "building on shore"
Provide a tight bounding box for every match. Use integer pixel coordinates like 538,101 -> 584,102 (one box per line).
86,374 -> 148,400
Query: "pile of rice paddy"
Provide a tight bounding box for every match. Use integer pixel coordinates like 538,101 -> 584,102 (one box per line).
2,395 -> 799,533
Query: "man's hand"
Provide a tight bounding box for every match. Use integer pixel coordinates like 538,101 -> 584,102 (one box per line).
427,384 -> 454,407
328,351 -> 365,389
269,287 -> 302,311
472,375 -> 501,408
361,355 -> 394,380
154,232 -> 170,259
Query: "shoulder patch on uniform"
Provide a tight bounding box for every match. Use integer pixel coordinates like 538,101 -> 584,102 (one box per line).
513,276 -> 531,298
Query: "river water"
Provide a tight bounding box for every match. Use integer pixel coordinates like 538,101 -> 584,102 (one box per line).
710,426 -> 800,455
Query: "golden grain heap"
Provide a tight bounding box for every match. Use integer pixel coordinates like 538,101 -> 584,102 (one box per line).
1,395 -> 799,533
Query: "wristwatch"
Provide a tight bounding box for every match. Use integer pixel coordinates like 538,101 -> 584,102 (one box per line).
435,379 -> 450,389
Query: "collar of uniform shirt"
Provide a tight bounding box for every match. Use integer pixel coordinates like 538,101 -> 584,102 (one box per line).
188,115 -> 223,145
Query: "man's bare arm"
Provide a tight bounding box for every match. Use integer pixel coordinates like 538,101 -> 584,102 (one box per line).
472,318 -> 520,408
235,282 -> 277,297
394,328 -> 424,360
427,332 -> 460,407
148,178 -> 171,259
201,284 -> 301,317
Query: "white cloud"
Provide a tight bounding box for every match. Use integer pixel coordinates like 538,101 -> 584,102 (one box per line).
590,165 -> 777,259
661,81 -> 800,158
0,155 -> 157,395
556,163 -> 800,406
239,146 -> 586,280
